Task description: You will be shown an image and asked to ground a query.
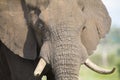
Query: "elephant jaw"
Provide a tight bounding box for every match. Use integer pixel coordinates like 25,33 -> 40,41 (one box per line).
84,59 -> 115,74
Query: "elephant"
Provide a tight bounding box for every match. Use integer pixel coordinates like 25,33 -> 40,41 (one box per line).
0,0 -> 115,80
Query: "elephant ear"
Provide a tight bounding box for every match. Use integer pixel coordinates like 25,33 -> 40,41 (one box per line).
0,0 -> 40,60
79,0 -> 111,55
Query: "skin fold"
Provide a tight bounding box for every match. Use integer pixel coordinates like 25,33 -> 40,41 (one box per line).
0,0 -> 111,80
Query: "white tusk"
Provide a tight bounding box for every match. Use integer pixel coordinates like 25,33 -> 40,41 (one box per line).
34,58 -> 46,76
84,59 -> 115,74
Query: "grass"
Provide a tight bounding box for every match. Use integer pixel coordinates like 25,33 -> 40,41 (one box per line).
42,76 -> 47,80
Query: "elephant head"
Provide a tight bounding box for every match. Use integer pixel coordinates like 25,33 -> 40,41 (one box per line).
33,0 -> 115,79
0,0 -> 115,80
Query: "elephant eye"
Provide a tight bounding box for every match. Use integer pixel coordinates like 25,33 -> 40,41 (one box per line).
34,8 -> 41,16
81,6 -> 85,11
27,4 -> 41,16
82,26 -> 86,31
37,19 -> 45,29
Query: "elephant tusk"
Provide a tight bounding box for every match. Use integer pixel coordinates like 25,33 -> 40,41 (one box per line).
34,58 -> 46,76
84,59 -> 115,74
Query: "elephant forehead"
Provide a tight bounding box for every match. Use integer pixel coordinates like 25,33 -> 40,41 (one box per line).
39,0 -> 85,27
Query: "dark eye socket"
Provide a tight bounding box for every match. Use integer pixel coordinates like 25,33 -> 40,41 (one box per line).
27,4 -> 41,16
35,19 -> 45,29
34,8 -> 41,16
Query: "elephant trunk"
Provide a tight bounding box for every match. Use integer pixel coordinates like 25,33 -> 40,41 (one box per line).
48,25 -> 88,80
52,44 -> 81,80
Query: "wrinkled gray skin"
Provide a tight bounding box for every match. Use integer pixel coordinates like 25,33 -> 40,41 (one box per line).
0,0 -> 111,80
